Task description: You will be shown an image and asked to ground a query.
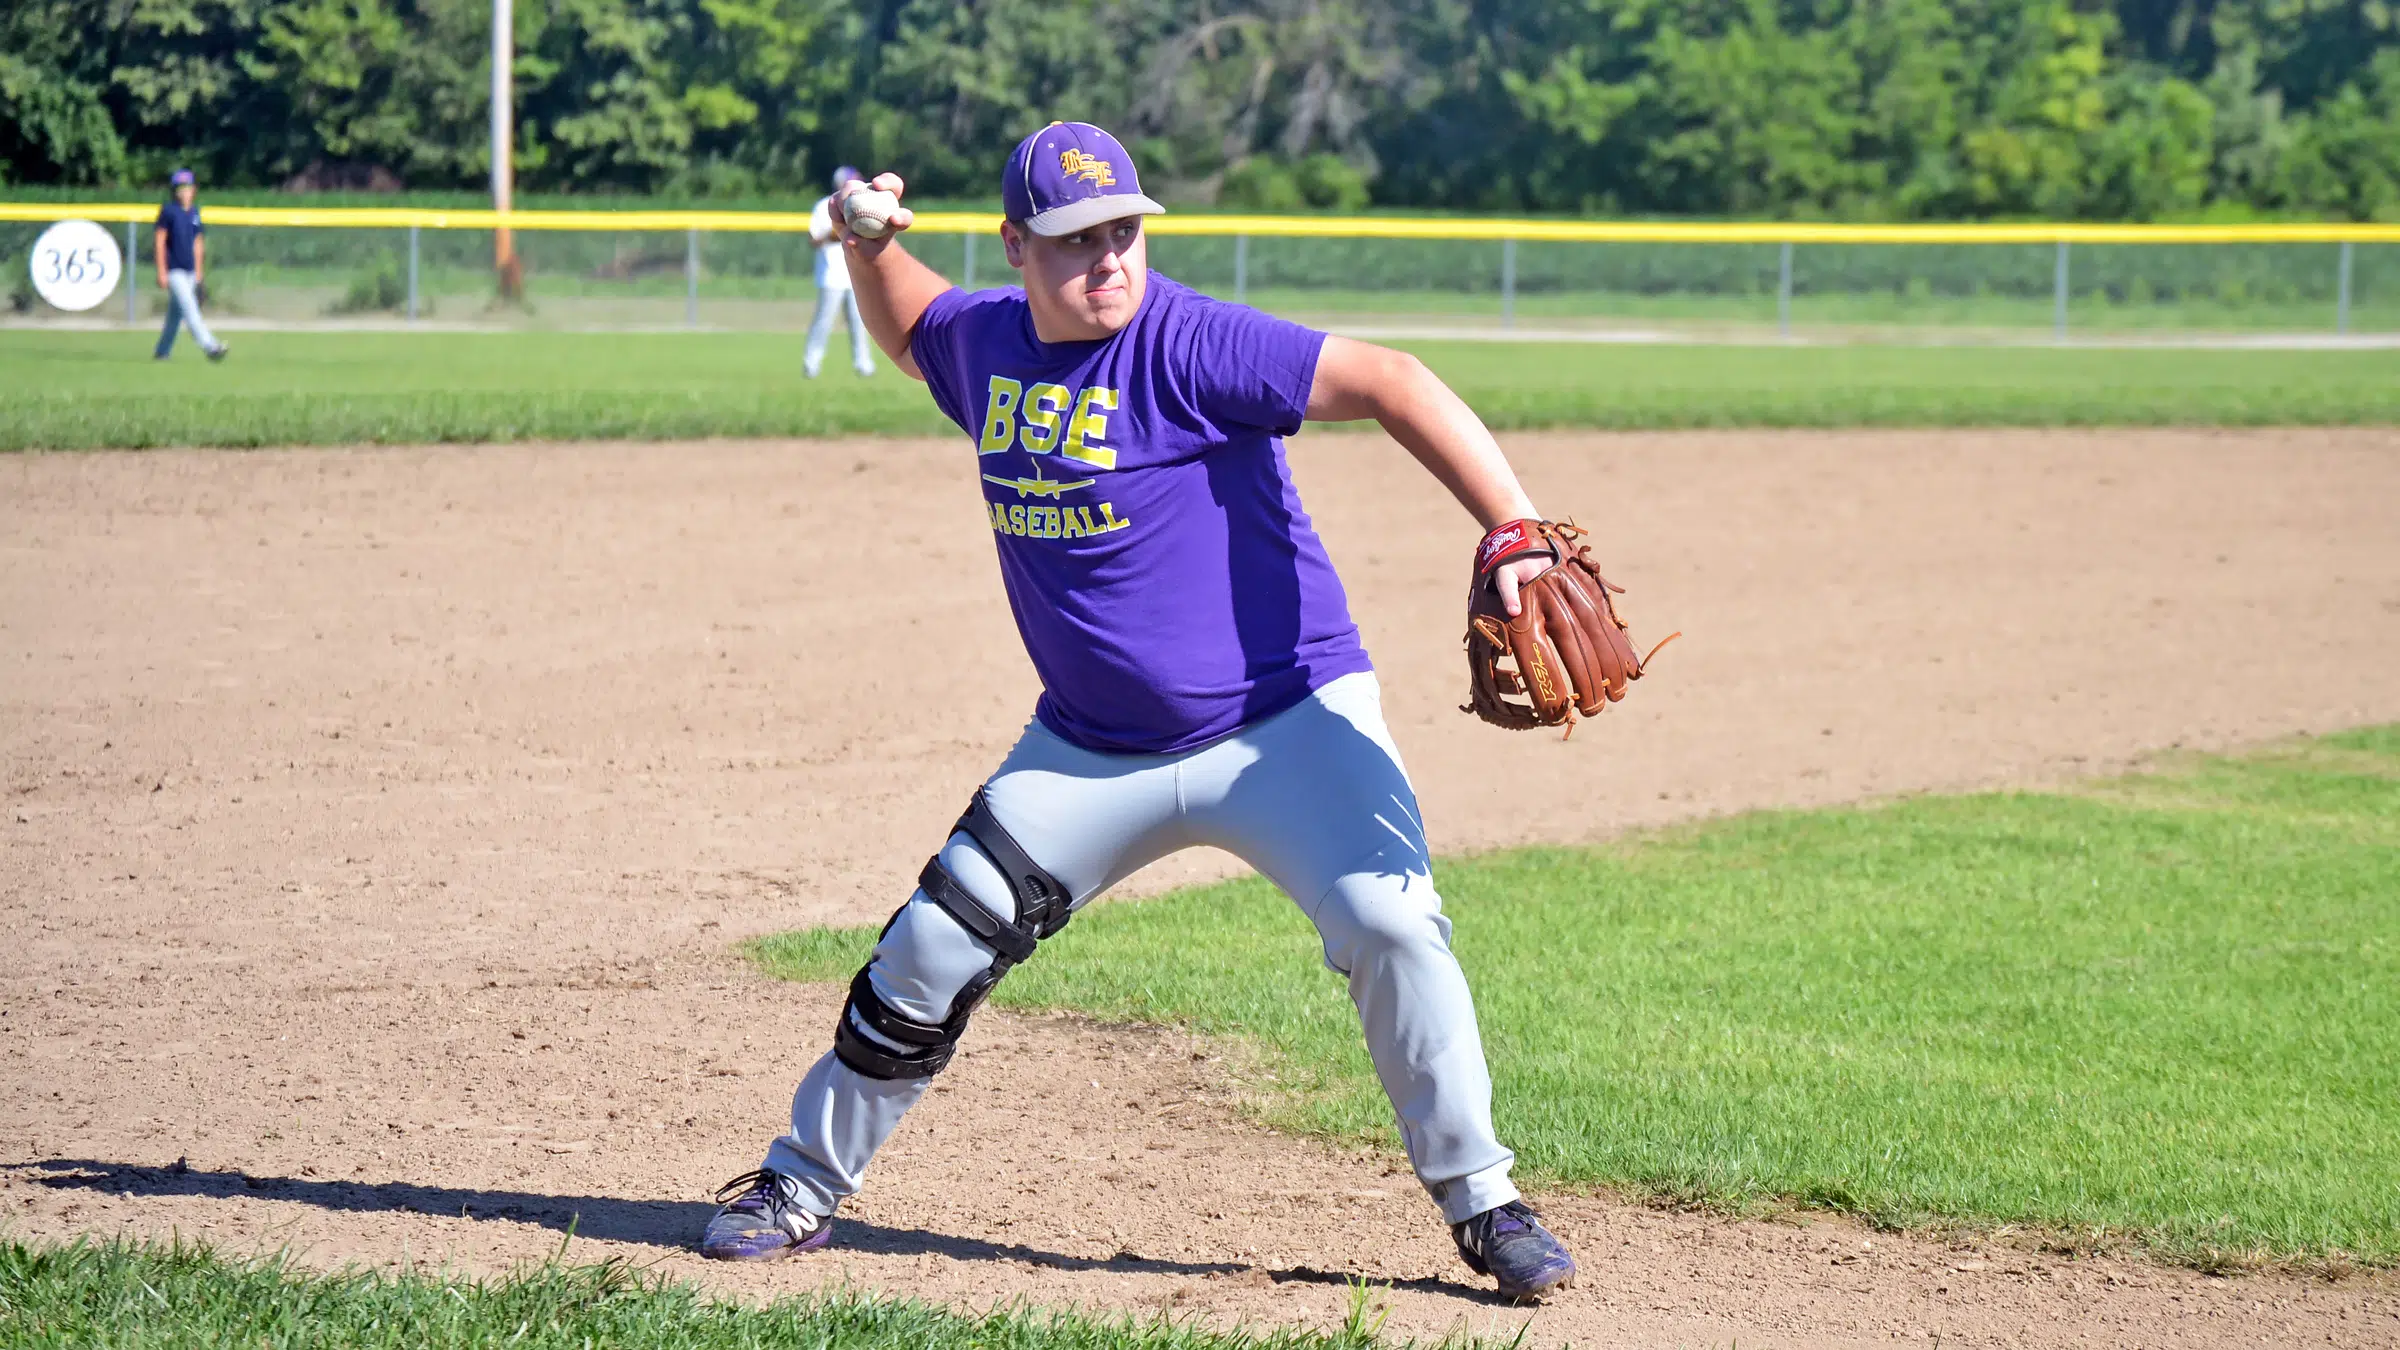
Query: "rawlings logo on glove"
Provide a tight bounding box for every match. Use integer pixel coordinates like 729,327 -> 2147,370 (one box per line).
1462,519 -> 1677,735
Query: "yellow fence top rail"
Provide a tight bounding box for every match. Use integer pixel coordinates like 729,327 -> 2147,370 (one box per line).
4,201 -> 2396,244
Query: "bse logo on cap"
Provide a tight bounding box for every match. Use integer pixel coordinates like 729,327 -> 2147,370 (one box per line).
1059,150 -> 1116,188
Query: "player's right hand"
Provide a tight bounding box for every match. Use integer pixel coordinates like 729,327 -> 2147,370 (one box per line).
834,173 -> 914,252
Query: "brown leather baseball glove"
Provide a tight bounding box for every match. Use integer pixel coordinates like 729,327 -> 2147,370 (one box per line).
1462,519 -> 1675,734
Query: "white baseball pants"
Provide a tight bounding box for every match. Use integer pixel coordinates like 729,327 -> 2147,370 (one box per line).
762,671 -> 1521,1224
803,286 -> 873,378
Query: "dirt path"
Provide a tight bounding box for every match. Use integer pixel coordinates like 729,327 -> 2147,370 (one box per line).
5,429 -> 2397,1348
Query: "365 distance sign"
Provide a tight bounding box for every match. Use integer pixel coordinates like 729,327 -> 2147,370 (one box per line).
29,219 -> 125,312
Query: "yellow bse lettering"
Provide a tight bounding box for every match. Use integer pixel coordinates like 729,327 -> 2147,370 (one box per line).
979,377 -> 1022,455
986,501 -> 1131,539
1061,387 -> 1118,470
1019,384 -> 1069,454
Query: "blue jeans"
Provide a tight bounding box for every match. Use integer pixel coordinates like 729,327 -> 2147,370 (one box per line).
155,270 -> 221,357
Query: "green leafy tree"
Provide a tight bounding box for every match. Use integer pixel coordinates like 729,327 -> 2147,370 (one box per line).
2286,46 -> 2400,219
2084,66 -> 2216,218
3,0 -> 2399,218
1,2 -> 131,184
1635,0 -> 1878,215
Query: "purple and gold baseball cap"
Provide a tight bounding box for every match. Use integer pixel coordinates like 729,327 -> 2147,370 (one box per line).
170,168 -> 195,186
1002,122 -> 1165,237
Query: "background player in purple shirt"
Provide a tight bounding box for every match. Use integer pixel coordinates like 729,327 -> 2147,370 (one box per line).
702,122 -> 1579,1300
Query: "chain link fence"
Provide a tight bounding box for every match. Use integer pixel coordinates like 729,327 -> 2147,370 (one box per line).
4,210 -> 2391,342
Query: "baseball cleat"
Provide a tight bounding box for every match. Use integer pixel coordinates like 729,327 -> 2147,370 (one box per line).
699,1168 -> 833,1260
206,343 -> 229,363
1452,1199 -> 1576,1301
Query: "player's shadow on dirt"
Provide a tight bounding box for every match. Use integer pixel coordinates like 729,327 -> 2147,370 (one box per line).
12,1159 -> 1508,1300
12,1158 -> 714,1250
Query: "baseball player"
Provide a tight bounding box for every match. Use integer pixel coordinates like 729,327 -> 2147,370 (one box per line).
702,121 -> 1650,1301
153,168 -> 227,362
803,165 -> 875,379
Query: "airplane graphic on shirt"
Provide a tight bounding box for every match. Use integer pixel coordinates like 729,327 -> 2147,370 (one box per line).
981,462 -> 1098,499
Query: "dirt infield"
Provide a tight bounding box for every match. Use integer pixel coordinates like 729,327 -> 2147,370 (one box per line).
5,428 -> 2398,1348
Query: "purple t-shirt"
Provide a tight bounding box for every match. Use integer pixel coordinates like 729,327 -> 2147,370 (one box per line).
912,274 -> 1372,754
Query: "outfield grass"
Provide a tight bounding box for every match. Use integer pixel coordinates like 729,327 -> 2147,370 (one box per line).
0,331 -> 935,451
0,1238 -> 1414,1350
4,330 -> 2397,450
1239,285 -> 2396,333
77,268 -> 2400,333
755,729 -> 2400,1268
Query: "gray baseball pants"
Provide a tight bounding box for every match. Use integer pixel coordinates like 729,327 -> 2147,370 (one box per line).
763,670 -> 1520,1224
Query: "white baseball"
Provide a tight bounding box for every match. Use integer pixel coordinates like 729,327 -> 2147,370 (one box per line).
844,188 -> 900,239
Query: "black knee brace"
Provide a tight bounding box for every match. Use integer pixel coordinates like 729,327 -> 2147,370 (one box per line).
832,788 -> 1071,1080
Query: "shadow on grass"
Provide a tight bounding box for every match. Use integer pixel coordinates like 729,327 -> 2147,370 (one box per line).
7,1158 -> 1514,1303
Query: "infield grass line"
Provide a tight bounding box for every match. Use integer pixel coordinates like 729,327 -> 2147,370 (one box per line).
753,727 -> 2400,1270
0,1236 -> 1438,1349
5,330 -> 2397,450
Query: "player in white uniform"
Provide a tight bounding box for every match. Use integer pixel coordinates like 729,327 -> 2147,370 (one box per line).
804,166 -> 876,380
703,123 -> 1580,1301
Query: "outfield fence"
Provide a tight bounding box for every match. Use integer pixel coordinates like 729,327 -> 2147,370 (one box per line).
5,203 -> 2395,342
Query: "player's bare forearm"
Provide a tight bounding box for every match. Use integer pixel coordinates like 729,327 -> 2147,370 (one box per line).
154,230 -> 168,287
1305,336 -> 1539,529
832,174 -> 947,381
192,235 -> 204,282
844,242 -> 947,380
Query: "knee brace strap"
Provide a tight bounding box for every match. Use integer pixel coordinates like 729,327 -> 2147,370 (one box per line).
833,967 -> 979,1080
906,786 -> 1072,967
830,788 -> 1072,1082
917,858 -> 1038,965
954,787 -> 1072,939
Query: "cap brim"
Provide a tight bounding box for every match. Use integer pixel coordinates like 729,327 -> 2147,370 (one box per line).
1024,194 -> 1166,237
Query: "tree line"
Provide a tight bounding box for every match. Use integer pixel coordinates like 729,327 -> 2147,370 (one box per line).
4,0 -> 2396,220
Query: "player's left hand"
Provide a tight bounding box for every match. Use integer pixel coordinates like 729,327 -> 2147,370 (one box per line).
1462,518 -> 1678,734
1491,555 -> 1548,619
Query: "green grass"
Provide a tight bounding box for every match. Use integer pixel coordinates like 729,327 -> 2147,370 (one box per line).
0,331 -> 936,450
0,1237 -> 1428,1349
62,268 -> 2400,330
1388,341 -> 2400,431
754,729 -> 2400,1269
5,330 -> 2398,450
1237,285 -> 2395,333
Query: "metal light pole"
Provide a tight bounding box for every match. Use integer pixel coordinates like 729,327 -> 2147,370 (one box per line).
490,0 -> 521,299
1777,239 -> 1794,340
2052,240 -> 2070,343
2336,240 -> 2354,337
1500,238 -> 1517,330
685,227 -> 699,328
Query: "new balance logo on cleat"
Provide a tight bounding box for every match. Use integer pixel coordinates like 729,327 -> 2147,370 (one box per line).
699,1168 -> 834,1260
